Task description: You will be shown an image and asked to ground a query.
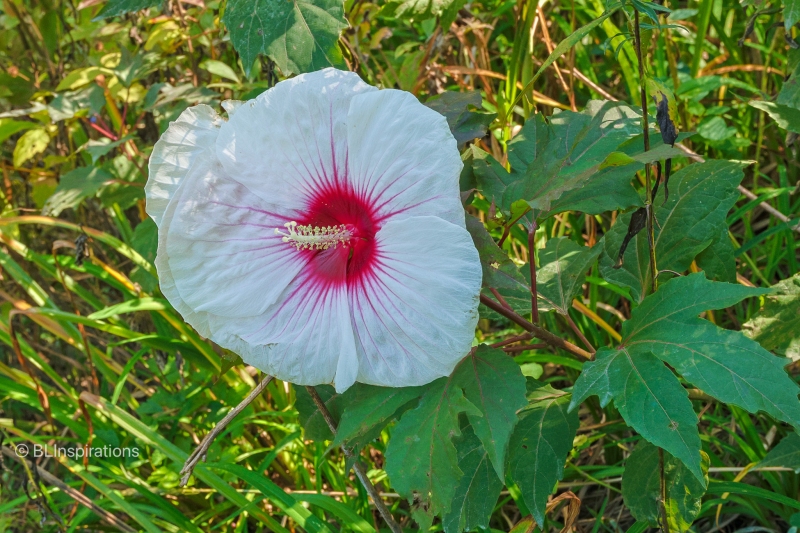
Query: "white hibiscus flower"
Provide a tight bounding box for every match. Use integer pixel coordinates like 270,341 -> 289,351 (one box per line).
146,68 -> 482,392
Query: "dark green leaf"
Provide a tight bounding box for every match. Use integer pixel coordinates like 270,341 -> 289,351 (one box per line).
222,0 -> 347,76
624,274 -> 800,430
442,426 -> 503,533
744,272 -> 800,361
785,0 -> 800,32
757,432 -> 800,469
96,0 -> 161,19
384,377 -> 480,520
425,91 -> 495,149
333,384 -> 423,447
43,167 -> 114,216
507,382 -> 579,525
777,61 -> 800,109
600,160 -> 746,302
294,385 -> 342,441
452,345 -> 528,478
573,347 -> 704,481
465,214 -> 528,292
622,441 -> 709,532
695,227 -> 737,283
537,238 -> 602,314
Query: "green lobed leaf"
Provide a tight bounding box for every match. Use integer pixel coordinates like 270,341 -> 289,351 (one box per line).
537,238 -> 602,314
222,0 -> 347,76
442,425 -> 503,533
43,166 -> 114,216
333,384 -> 423,447
624,274 -> 800,430
757,432 -> 800,470
622,440 -> 709,532
743,272 -> 800,361
600,160 -> 746,302
474,101 -> 685,219
384,377 -> 481,521
583,347 -> 705,481
507,382 -> 579,525
452,345 -> 528,478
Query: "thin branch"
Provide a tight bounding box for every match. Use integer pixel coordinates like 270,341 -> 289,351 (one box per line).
180,375 -> 274,487
480,294 -> 593,360
528,223 -> 539,323
305,386 -> 403,533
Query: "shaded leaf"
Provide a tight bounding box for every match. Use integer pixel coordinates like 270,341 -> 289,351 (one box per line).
757,432 -> 800,470
425,91 -> 495,149
384,378 -> 481,520
695,227 -> 736,283
222,0 -> 347,76
622,440 -> 709,532
465,214 -> 528,292
294,385 -> 342,441
47,85 -> 106,122
452,345 -> 528,478
743,272 -> 800,361
333,384 -> 423,447
442,426 -> 503,533
507,382 -> 579,525
537,238 -> 602,314
43,167 -> 113,216
600,160 -> 745,302
573,347 -> 704,481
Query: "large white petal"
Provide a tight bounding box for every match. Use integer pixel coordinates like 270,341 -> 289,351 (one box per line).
216,69 -> 375,209
146,104 -> 222,227
163,161 -> 306,318
346,90 -> 465,228
349,216 -> 482,387
210,271 -> 359,392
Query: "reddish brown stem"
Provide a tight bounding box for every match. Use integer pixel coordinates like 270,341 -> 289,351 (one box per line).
480,294 -> 592,360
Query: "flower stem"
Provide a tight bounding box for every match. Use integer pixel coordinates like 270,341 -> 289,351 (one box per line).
480,294 -> 592,360
305,386 -> 403,533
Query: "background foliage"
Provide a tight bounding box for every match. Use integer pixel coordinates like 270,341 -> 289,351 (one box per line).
0,0 -> 799,530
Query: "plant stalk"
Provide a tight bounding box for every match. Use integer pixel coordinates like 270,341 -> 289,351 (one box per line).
306,386 -> 403,533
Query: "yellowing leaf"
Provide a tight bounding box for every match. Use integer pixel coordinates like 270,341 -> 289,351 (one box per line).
13,128 -> 49,167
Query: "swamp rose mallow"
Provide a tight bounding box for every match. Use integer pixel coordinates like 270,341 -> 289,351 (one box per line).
146,68 -> 482,392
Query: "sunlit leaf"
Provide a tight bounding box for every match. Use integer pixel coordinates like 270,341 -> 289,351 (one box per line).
222,0 -> 347,76
744,272 -> 800,361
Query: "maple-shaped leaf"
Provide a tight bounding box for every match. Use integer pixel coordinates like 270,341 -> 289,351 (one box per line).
473,100 -> 684,218
452,345 -> 528,478
508,382 -> 579,525
384,377 -> 481,522
571,273 -> 800,480
223,0 -> 347,76
622,440 -> 709,532
442,426 -> 504,533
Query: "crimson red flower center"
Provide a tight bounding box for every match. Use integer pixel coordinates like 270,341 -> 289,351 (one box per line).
296,183 -> 379,288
